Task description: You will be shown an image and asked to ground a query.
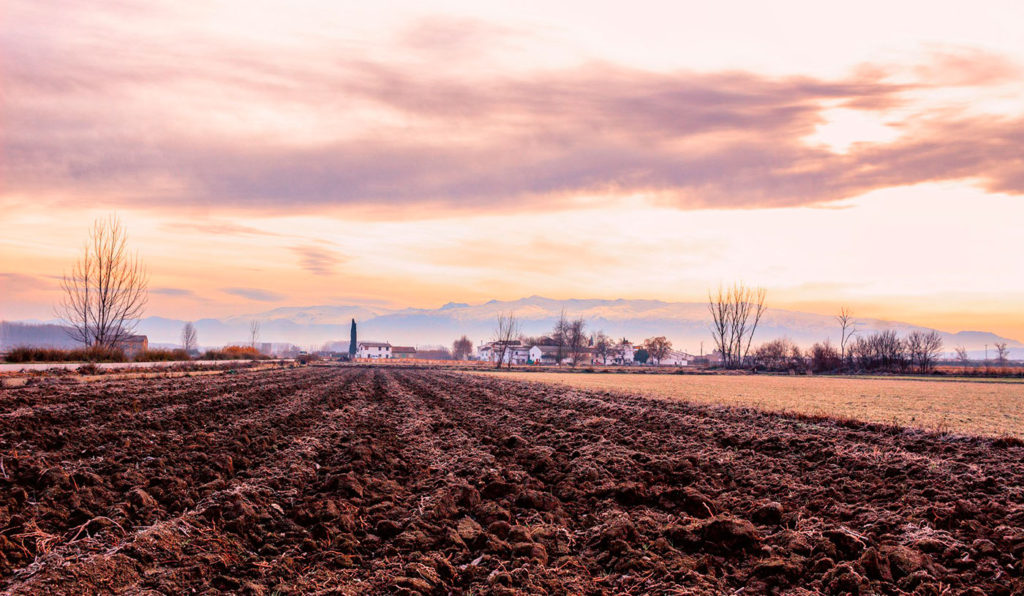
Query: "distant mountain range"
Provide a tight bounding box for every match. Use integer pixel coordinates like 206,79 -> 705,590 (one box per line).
4,296 -> 1022,360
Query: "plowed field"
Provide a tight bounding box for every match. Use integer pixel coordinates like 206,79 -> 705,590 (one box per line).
2,367 -> 1022,594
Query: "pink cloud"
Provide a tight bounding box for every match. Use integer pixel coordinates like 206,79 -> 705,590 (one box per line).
2,6 -> 1023,214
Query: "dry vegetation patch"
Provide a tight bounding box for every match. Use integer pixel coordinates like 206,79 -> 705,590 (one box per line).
470,371 -> 1024,438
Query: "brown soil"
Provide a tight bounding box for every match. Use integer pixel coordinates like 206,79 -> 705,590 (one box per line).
1,367 -> 1022,594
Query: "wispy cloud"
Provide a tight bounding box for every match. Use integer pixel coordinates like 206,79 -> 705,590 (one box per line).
161,221 -> 285,237
291,245 -> 346,275
0,272 -> 53,292
151,287 -> 197,297
222,287 -> 286,302
2,4 -> 1023,214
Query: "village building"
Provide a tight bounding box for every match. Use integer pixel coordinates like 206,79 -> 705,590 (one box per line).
528,345 -> 562,365
528,345 -> 598,366
115,335 -> 148,359
478,340 -> 530,365
357,341 -> 392,359
608,342 -> 635,365
391,346 -> 417,359
659,350 -> 692,366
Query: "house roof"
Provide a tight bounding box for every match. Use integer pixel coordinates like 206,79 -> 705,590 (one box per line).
663,350 -> 693,359
359,342 -> 391,348
392,346 -> 416,353
531,345 -> 562,355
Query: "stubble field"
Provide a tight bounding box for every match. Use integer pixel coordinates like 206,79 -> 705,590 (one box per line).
1,366 -> 1023,594
472,371 -> 1024,439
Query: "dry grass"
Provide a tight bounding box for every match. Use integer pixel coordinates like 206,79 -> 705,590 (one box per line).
467,371 -> 1024,439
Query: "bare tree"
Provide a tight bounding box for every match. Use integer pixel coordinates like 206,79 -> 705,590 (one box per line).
954,345 -> 970,368
552,309 -> 569,366
853,329 -> 907,371
452,335 -> 473,360
492,312 -> 521,369
57,215 -> 148,348
644,336 -> 672,365
809,340 -> 840,372
752,338 -> 796,370
181,322 -> 198,354
906,330 -> 944,372
707,283 -> 767,368
836,306 -> 856,363
249,320 -> 261,348
592,331 -> 612,365
994,342 -> 1009,365
566,317 -> 587,366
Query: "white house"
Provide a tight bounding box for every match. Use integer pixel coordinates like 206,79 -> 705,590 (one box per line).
609,342 -> 635,365
529,345 -> 559,365
357,341 -> 392,359
528,345 -> 595,366
660,350 -> 692,366
479,341 -> 530,365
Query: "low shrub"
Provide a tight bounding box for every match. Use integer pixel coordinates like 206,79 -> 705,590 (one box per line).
77,363 -> 102,375
134,348 -> 191,362
202,345 -> 270,360
4,345 -> 126,363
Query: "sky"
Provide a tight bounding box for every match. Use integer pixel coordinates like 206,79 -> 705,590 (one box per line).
2,0 -> 1023,340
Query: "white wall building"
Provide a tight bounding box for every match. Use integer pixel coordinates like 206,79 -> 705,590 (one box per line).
528,345 -> 551,364
479,341 -> 529,365
357,341 -> 392,359
609,343 -> 635,365
660,350 -> 691,366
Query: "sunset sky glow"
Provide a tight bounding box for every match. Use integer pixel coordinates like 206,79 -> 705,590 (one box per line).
2,0 -> 1023,340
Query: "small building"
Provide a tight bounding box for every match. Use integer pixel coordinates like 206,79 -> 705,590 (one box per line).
357,342 -> 392,359
567,347 -> 596,366
479,341 -> 529,365
508,346 -> 531,365
529,345 -> 565,365
660,350 -> 692,366
116,335 -> 149,359
392,346 -> 417,359
609,342 -> 635,365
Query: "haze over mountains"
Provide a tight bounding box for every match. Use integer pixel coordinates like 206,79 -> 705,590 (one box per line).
5,296 -> 1019,359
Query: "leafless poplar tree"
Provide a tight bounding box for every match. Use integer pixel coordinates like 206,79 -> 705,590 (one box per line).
994,342 -> 1009,365
566,317 -> 587,366
492,311 -> 520,369
553,309 -> 569,366
954,345 -> 970,368
181,322 -> 198,353
707,283 -> 767,368
836,306 -> 856,363
592,331 -> 612,365
56,215 -> 148,348
249,320 -> 261,348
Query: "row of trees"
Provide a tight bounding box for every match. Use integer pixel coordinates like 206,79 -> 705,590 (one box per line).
750,329 -> 946,373
706,287 -> 987,374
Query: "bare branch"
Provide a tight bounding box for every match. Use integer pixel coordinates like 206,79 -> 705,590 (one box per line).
249,320 -> 261,348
